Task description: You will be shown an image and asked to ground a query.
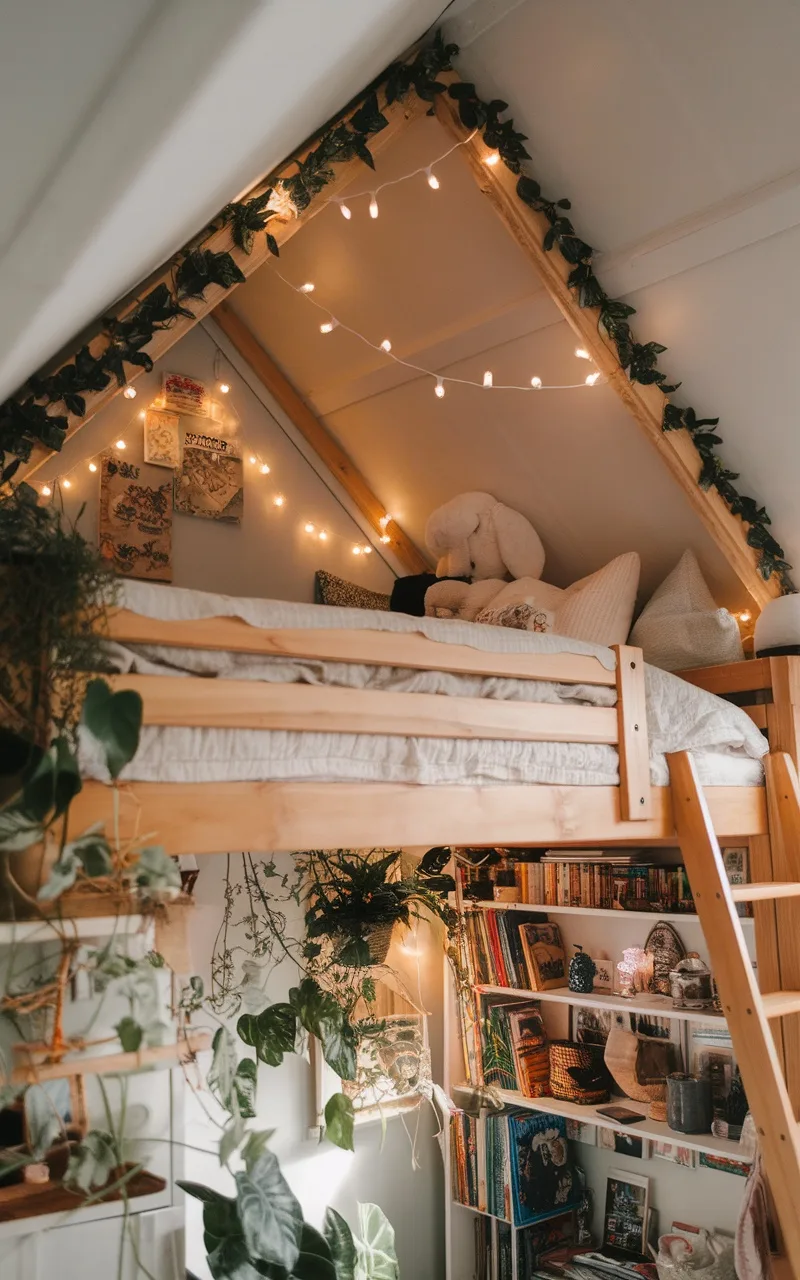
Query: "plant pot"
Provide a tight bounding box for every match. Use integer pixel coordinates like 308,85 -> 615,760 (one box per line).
666,1073 -> 713,1133
338,921 -> 396,966
0,837 -> 59,920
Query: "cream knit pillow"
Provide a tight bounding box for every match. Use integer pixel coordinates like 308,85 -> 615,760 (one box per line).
485,552 -> 640,648
629,550 -> 743,671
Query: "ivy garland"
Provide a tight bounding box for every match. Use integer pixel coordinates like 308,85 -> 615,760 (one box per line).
3,31 -> 790,588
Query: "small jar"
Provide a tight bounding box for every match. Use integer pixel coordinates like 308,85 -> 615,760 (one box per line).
669,954 -> 713,1009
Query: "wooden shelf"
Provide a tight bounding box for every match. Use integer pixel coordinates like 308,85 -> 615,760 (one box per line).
0,915 -> 151,946
464,900 -> 754,926
453,1083 -> 752,1163
475,983 -> 726,1024
0,1166 -> 166,1225
451,1200 -> 570,1229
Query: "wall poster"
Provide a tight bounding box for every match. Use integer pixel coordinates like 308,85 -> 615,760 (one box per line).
143,409 -> 180,468
99,455 -> 172,581
173,432 -> 243,524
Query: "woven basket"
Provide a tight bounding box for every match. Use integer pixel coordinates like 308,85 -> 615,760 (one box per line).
338,922 -> 395,966
549,1040 -> 610,1105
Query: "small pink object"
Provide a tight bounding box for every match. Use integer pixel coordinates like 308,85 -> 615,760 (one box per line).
23,1162 -> 50,1184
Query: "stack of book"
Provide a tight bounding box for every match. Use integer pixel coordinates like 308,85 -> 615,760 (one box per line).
464,908 -> 550,987
519,853 -> 695,913
478,993 -> 551,1097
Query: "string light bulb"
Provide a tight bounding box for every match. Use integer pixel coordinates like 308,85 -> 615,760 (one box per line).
62,478 -> 71,489
352,546 -> 362,556
115,439 -> 126,450
299,282 -> 315,293
273,494 -> 285,507
530,376 -> 542,389
218,381 -> 230,395
426,167 -> 440,190
434,377 -> 445,399
379,514 -> 392,529
304,522 -> 315,534
483,371 -> 493,388
260,463 -> 270,475
318,530 -> 328,541
320,319 -> 338,334
380,534 -> 391,544
585,371 -> 601,386
88,461 -> 97,473
249,455 -> 257,465
575,348 -> 590,360
123,385 -> 137,400
339,202 -> 352,220
40,484 -> 51,497
138,409 -> 146,420
369,194 -> 379,219
737,610 -> 752,624
363,545 -> 373,555
484,151 -> 500,167
380,339 -> 392,353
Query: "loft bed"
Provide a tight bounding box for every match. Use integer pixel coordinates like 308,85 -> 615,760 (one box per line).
68,582 -> 772,853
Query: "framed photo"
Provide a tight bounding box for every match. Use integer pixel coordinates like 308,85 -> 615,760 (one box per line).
598,1128 -> 650,1160
143,409 -> 180,468
519,923 -> 566,991
592,958 -> 614,993
603,1168 -> 650,1261
651,1140 -> 696,1168
570,1005 -> 613,1048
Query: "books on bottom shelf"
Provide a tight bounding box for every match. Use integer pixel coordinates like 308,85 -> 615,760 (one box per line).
450,1107 -> 583,1227
472,1210 -> 582,1280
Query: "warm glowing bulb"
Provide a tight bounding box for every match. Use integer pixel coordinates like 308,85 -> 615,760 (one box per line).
483,371 -> 493,388
738,610 -> 752,623
88,461 -> 97,473
426,168 -> 440,190
363,545 -> 372,555
530,376 -> 542,389
575,347 -> 590,360
41,484 -> 51,497
249,455 -> 257,465
434,377 -> 445,399
318,530 -> 328,541
380,534 -> 391,544
62,478 -> 72,489
218,382 -> 230,394
304,522 -> 315,534
123,385 -> 137,400
138,410 -> 146,420
585,372 -> 601,386
369,194 -> 379,219
379,514 -> 392,529
380,339 -> 392,353
274,494 -> 285,507
484,151 -> 500,166
320,320 -> 337,334
352,546 -> 361,556
339,202 -> 352,220
299,282 -> 315,293
116,439 -> 126,450
260,463 -> 270,475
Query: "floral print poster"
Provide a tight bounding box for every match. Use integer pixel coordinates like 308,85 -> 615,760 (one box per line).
99,454 -> 172,581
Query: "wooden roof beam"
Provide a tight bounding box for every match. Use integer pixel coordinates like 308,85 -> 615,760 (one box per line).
213,302 -> 428,574
434,77 -> 780,610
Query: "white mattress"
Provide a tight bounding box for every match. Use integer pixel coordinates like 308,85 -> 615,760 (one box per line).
82,581 -> 768,789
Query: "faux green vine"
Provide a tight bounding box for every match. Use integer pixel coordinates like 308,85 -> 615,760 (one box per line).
3,30 -> 789,588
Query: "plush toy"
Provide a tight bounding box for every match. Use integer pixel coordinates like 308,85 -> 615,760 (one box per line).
423,492 -> 545,621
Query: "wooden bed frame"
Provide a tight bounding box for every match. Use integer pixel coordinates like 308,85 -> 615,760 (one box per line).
67,608 -> 770,853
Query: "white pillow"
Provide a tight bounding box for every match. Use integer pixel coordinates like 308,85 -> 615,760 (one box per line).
482,552 -> 640,648
629,550 -> 743,671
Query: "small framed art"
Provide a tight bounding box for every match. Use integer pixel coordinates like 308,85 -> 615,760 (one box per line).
603,1168 -> 650,1261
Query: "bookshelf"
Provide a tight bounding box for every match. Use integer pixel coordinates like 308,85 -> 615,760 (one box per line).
464,900 -> 755,927
474,983 -> 729,1025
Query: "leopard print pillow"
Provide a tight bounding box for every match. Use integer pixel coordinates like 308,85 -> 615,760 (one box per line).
474,601 -> 553,632
314,570 -> 391,611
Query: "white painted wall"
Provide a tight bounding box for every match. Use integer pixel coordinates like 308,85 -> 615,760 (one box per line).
184,851 -> 446,1280
54,323 -> 397,601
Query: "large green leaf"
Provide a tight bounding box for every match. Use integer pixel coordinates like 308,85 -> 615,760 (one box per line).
134,845 -> 181,894
115,1016 -> 144,1053
81,677 -> 142,779
64,1129 -> 116,1192
293,1224 -> 336,1280
289,980 -> 356,1081
241,1128 -> 274,1172
237,1002 -> 297,1067
319,1020 -> 358,1082
208,1027 -> 238,1111
354,1205 -> 399,1280
234,1150 -> 303,1271
67,824 -> 113,877
323,1207 -> 357,1280
37,852 -> 78,900
324,1093 -> 354,1153
22,737 -> 81,820
24,1084 -> 62,1158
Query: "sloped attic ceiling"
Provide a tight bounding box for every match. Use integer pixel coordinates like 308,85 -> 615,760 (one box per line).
223,110 -> 749,609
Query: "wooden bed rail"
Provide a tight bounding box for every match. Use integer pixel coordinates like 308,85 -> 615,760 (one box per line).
682,655 -> 800,762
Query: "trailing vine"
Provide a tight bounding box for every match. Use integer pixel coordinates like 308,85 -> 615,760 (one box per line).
3,29 -> 789,588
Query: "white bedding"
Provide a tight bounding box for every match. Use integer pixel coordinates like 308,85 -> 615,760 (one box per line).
83,581 -> 768,789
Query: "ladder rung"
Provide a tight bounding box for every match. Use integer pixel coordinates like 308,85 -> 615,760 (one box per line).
730,881 -> 800,902
762,991 -> 800,1019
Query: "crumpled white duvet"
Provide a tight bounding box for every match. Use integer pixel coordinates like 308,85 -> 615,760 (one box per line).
81,581 -> 768,788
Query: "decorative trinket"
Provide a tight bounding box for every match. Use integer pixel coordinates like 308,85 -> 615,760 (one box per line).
617,946 -> 652,998
645,921 -> 687,996
669,954 -> 713,1009
568,945 -> 596,994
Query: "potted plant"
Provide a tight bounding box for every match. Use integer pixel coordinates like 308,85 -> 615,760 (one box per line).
303,848 -> 456,967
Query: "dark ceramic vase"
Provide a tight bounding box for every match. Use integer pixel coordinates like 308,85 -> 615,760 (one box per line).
568,945 -> 596,994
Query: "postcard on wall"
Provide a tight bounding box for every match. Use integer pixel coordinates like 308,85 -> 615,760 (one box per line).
603,1168 -> 650,1261
173,432 -> 243,524
651,1140 -> 696,1168
162,371 -> 209,417
143,409 -> 181,468
99,455 -> 172,581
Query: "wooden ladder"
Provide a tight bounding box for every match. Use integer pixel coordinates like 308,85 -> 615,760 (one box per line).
668,750 -> 800,1277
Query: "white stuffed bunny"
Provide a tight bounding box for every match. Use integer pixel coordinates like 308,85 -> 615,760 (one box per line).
424,492 -> 545,621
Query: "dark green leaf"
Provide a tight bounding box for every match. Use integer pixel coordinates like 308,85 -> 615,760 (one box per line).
266,233 -> 279,258
237,1003 -> 297,1067
234,1058 -> 257,1119
116,1016 -> 144,1052
234,1150 -> 303,1271
81,678 -> 142,779
324,1207 -> 357,1280
324,1093 -> 354,1152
